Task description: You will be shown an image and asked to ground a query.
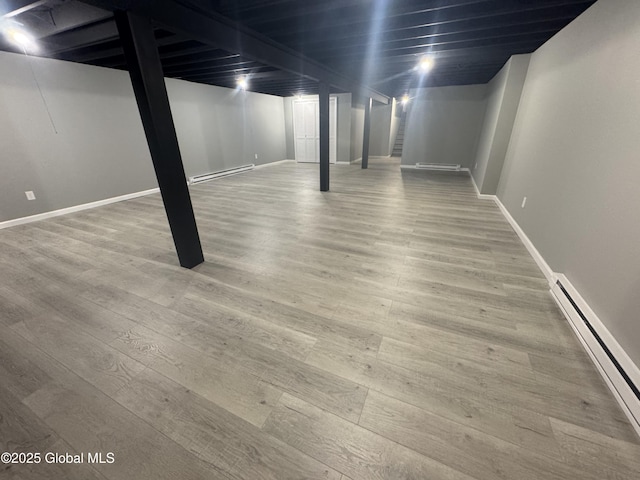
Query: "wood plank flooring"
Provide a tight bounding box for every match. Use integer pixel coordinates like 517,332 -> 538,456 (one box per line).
1,157 -> 638,479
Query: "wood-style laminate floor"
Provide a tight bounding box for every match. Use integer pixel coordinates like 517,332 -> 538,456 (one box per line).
1,157 -> 638,479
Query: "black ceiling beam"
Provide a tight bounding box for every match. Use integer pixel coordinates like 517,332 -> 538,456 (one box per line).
374,41 -> 542,66
59,31 -> 191,62
0,0 -> 47,18
159,44 -> 221,61
78,0 -> 389,104
169,66 -> 260,80
265,0 -> 592,42
162,58 -> 257,73
317,35 -> 547,65
71,44 -> 237,66
230,0 -> 490,28
382,0 -> 590,23
164,60 -> 253,75
372,62 -> 508,83
216,0 -> 365,25
388,28 -> 558,54
337,28 -> 559,58
418,72 -> 498,84
9,2 -> 114,45
163,61 -> 264,77
177,69 -> 293,83
283,11 -> 579,49
43,18 -> 119,54
161,50 -> 239,66
380,19 -> 572,47
381,8 -> 584,39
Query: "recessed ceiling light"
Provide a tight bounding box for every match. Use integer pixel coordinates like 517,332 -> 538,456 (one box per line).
401,94 -> 409,105
237,77 -> 248,90
417,56 -> 434,73
3,26 -> 37,52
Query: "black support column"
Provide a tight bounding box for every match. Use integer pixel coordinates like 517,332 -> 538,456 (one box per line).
319,81 -> 330,192
115,11 -> 204,268
362,97 -> 372,169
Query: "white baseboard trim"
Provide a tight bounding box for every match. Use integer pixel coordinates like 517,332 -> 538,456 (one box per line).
469,172 -> 481,196
551,275 -> 640,438
469,171 -> 497,199
465,171 -> 553,283
189,164 -> 255,184
0,158 -> 297,230
0,188 -> 160,230
492,196 -> 554,284
0,158 -> 299,230
335,161 -> 352,165
254,159 -> 295,169
463,171 -> 640,438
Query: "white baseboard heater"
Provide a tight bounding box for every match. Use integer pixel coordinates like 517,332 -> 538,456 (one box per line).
189,164 -> 255,185
551,274 -> 640,436
415,163 -> 461,171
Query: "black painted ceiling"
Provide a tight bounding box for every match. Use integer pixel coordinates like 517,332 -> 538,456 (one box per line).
0,0 -> 596,98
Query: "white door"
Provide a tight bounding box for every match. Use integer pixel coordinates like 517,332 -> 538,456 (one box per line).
293,97 -> 337,163
294,100 -> 317,162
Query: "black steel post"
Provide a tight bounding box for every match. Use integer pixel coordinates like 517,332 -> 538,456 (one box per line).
115,10 -> 204,268
362,97 -> 372,169
319,81 -> 330,192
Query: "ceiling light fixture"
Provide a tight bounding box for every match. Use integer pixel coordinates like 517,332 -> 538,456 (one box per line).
416,56 -> 434,73
401,94 -> 409,105
3,26 -> 37,52
236,77 -> 248,90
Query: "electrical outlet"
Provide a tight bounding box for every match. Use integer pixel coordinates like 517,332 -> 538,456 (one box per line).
25,191 -> 36,201
521,197 -> 527,208
254,153 -> 258,160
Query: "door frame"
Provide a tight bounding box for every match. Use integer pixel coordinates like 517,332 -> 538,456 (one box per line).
292,96 -> 337,164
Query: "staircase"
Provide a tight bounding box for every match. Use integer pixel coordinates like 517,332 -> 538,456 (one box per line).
391,113 -> 407,157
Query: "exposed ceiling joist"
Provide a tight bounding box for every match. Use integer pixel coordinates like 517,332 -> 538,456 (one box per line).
182,69 -> 292,82
44,17 -> 117,53
159,44 -> 222,61
0,0 -> 47,18
163,61 -> 262,77
79,0 -> 389,103
0,0 -> 596,97
260,0 -> 591,40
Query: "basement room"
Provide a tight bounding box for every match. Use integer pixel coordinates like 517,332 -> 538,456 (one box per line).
1,0 -> 639,479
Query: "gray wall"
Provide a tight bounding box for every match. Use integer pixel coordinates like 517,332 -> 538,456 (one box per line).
472,54 -> 530,194
0,51 -> 287,223
282,96 -> 295,160
496,0 -> 640,366
369,102 -> 392,156
0,50 -> 155,222
350,105 -> 365,162
335,93 -> 352,163
388,98 -> 401,156
167,77 -> 286,173
401,84 -> 487,167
